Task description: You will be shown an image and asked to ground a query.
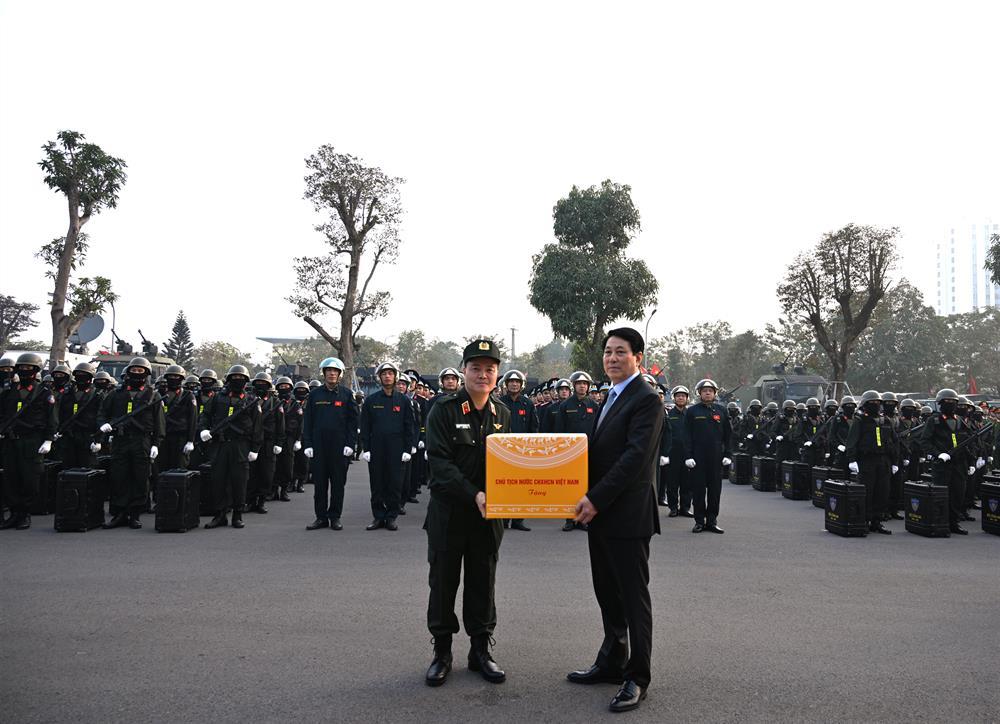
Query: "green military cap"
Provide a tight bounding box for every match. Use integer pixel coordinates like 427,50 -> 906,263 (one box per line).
462,339 -> 502,365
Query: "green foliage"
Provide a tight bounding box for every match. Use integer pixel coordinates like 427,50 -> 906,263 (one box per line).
66,277 -> 117,330
36,233 -> 90,280
942,308 -> 1000,394
508,337 -> 572,380
986,232 -> 1000,287
648,324 -> 782,391
38,131 -> 127,216
163,310 -> 195,370
193,341 -> 254,377
0,295 -> 40,350
529,180 -> 657,379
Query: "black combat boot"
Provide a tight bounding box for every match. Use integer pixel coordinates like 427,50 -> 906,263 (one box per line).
103,511 -> 129,529
0,512 -> 21,530
128,512 -> 143,529
15,513 -> 31,530
425,636 -> 453,687
278,487 -> 291,502
468,634 -> 505,684
231,509 -> 244,529
205,512 -> 228,529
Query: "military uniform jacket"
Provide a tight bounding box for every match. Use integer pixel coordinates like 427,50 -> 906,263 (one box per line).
162,387 -> 198,441
684,402 -> 733,460
845,412 -> 898,461
919,412 -> 971,465
255,393 -> 286,446
667,406 -> 690,458
768,413 -> 799,456
301,383 -> 356,450
98,384 -> 165,445
0,382 -> 58,440
57,385 -> 101,439
198,390 -> 263,450
279,395 -> 304,443
360,389 -> 416,451
827,414 -> 853,455
540,401 -> 561,433
424,387 -> 511,553
796,415 -> 824,447
896,416 -> 920,460
737,412 -> 762,445
555,395 -> 598,436
499,394 -> 537,434
659,408 -> 673,456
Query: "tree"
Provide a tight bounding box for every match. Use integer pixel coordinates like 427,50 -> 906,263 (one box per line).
529,180 -> 658,378
192,341 -> 253,377
163,310 -> 195,370
287,145 -> 403,388
777,223 -> 899,398
38,131 -> 127,366
0,295 -> 40,350
944,308 -> 1000,395
986,232 -> 1000,287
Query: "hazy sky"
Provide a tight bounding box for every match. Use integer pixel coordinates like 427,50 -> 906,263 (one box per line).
2,1 -> 998,363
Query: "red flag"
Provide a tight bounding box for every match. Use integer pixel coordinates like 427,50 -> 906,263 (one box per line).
968,376 -> 979,395
649,363 -> 661,376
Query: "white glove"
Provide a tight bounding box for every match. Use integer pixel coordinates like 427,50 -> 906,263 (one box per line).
989,457 -> 994,465
976,457 -> 985,469
38,440 -> 52,455
803,441 -> 812,447
273,445 -> 283,455
100,423 -> 113,434
149,445 -> 159,460
848,461 -> 859,474
410,447 -> 417,454
824,453 -> 830,459
722,457 -> 732,467
247,451 -> 258,462
418,440 -> 425,449
53,432 -> 62,441
361,451 -> 371,463
938,452 -> 951,463
293,440 -> 302,451
903,459 -> 910,466
183,442 -> 195,454
659,456 -> 668,467
967,466 -> 976,476
891,465 -> 899,475
200,429 -> 212,442
746,434 -> 754,439
837,445 -> 846,453
665,456 -> 670,465
90,442 -> 102,453
343,446 -> 353,457
685,459 -> 696,469
402,452 -> 412,462
304,447 -> 314,459
776,435 -> 784,442
424,450 -> 428,460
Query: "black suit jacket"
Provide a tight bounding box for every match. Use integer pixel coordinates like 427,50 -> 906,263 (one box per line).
586,374 -> 663,538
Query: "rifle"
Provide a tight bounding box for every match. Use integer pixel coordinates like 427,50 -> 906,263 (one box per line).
96,391 -> 164,440
896,421 -> 927,440
198,396 -> 259,445
0,386 -> 49,439
54,390 -> 101,439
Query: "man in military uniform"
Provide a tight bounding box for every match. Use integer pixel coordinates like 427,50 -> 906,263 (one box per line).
738,399 -> 765,455
198,365 -> 263,529
360,362 -> 415,530
291,381 -> 311,490
49,363 -> 72,398
656,384 -> 673,503
56,362 -> 103,469
273,376 -> 303,502
663,385 -> 692,516
769,400 -> 800,466
541,379 -> 570,433
246,372 -> 285,513
159,364 -> 198,471
395,373 -> 419,515
827,396 -> 857,476
684,379 -> 732,533
0,357 -> 15,390
498,369 -> 535,532
189,369 -> 221,470
798,397 -> 826,467
557,371 -> 599,531
880,392 -> 906,520
846,390 -> 898,535
0,353 -> 57,529
303,358 -> 356,531
423,339 -> 510,687
98,357 -> 165,529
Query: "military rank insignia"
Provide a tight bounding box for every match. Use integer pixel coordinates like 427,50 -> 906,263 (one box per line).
461,401 -> 471,415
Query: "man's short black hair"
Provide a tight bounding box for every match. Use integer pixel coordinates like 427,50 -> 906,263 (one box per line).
602,327 -> 644,355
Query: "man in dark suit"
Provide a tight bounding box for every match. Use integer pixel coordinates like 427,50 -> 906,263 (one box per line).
568,327 -> 663,713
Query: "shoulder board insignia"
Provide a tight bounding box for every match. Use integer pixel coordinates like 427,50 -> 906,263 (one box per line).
489,401 -> 496,416
461,401 -> 471,415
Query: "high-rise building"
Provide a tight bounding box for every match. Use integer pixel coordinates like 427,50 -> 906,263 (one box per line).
935,218 -> 1000,315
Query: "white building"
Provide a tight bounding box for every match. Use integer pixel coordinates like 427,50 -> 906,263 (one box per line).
935,218 -> 1000,315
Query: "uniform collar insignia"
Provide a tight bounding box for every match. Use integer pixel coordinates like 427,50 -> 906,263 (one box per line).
461,401 -> 470,415
489,401 -> 496,416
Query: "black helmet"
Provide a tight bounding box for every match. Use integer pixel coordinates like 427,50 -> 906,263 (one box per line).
782,399 -> 796,410
899,398 -> 917,409
73,362 -> 97,377
164,364 -> 185,378
199,369 -> 219,381
935,388 -> 959,404
252,371 -> 272,385
226,365 -> 250,380
0,356 -> 15,369
805,397 -> 820,407
881,391 -> 897,402
293,380 -> 309,390
859,390 -> 882,405
184,375 -> 200,389
127,357 -> 152,375
15,352 -> 44,370
727,401 -> 740,411
275,376 -> 293,388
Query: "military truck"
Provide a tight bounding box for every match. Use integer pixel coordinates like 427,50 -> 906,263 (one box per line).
728,365 -> 838,410
91,332 -> 175,381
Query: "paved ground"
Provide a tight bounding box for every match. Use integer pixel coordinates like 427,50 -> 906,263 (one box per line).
2,466 -> 998,723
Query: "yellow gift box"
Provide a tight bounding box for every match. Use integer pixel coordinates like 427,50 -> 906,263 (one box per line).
485,433 -> 588,519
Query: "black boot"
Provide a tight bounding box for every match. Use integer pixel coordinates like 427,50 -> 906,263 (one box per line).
205,512 -> 228,529
231,509 -> 244,529
103,511 -> 129,529
425,636 -> 453,687
511,520 -> 531,532
128,512 -> 143,529
468,634 -> 505,684
15,513 -> 31,530
278,487 -> 291,502
251,497 -> 268,514
0,512 -> 20,530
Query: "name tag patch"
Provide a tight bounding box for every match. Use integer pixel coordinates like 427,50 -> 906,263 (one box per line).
455,423 -> 471,429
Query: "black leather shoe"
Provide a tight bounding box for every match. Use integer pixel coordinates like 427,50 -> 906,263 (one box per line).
657,499 -> 668,507
609,680 -> 646,713
567,665 -> 623,685
889,511 -> 904,520
870,523 -> 892,535
511,520 -> 531,532
231,511 -> 244,529
366,519 -> 384,531
502,519 -> 510,529
667,509 -> 679,518
0,513 -> 20,530
679,509 -> 695,518
330,518 -> 343,531
385,519 -> 398,531
397,507 -> 407,515
960,512 -> 975,522
253,499 -> 268,514
562,520 -> 575,531
425,637 -> 452,687
575,522 -> 589,531
950,524 -> 968,535
204,513 -> 228,529
278,490 -> 291,502
692,523 -> 704,533
306,518 -> 329,530
103,512 -> 128,529
128,514 -> 142,530
15,513 -> 31,530
468,635 -> 505,683
407,496 -> 419,504
705,523 -> 724,534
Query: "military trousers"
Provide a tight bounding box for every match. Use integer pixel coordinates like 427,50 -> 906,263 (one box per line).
427,517 -> 498,639
689,454 -> 723,525
312,451 -> 349,520
109,434 -> 152,514
160,431 -> 190,471
368,441 -> 403,520
213,439 -> 250,513
59,434 -> 97,470
858,454 -> 891,525
2,436 -> 43,514
248,444 -> 276,499
932,459 -> 965,525
664,456 -> 691,511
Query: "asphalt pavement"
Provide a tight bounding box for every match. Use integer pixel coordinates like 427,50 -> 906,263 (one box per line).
2,466 -> 998,723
